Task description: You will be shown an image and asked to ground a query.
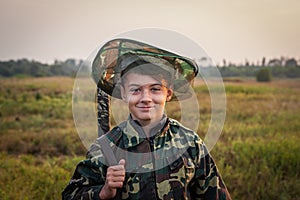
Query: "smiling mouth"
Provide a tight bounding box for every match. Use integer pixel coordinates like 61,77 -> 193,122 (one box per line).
137,106 -> 153,111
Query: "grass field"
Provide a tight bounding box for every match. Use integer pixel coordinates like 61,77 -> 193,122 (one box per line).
0,77 -> 299,199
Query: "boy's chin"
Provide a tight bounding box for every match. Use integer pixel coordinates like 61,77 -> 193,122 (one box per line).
137,117 -> 162,126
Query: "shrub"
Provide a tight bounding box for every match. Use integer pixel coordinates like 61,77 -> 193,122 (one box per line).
256,68 -> 272,82
35,92 -> 42,100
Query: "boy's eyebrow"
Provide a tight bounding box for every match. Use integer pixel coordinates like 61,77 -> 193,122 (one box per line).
127,83 -> 163,87
127,83 -> 140,87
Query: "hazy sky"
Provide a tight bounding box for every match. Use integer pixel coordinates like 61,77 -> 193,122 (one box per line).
0,0 -> 299,65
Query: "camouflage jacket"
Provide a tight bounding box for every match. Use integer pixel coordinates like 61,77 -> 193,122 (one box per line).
62,117 -> 231,200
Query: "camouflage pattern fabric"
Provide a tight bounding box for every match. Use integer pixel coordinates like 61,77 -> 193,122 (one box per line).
97,87 -> 110,137
62,118 -> 231,200
91,38 -> 198,101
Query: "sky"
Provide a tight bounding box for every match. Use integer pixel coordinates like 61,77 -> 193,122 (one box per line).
0,0 -> 299,65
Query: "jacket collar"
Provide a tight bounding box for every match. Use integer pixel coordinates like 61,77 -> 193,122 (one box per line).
121,114 -> 168,148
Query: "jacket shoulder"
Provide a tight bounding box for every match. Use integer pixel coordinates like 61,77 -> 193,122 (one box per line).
168,118 -> 200,138
87,125 -> 123,158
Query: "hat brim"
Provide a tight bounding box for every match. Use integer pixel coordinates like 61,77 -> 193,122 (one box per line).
92,38 -> 198,101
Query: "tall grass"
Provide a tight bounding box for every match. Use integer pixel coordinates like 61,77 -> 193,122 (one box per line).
207,79 -> 300,199
0,153 -> 83,200
0,77 -> 299,199
0,77 -> 86,156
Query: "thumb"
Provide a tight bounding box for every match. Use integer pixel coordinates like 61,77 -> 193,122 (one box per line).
118,159 -> 125,166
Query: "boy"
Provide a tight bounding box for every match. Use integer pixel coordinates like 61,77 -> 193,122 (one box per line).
62,39 -> 231,200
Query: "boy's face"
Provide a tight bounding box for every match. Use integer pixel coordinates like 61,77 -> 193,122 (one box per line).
121,73 -> 173,126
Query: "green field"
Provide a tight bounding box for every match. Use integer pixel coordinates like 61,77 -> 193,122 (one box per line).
0,77 -> 299,199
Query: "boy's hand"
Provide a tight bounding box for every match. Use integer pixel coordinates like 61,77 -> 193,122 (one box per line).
99,159 -> 126,199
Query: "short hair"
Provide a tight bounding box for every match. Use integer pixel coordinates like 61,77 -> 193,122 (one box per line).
121,63 -> 174,88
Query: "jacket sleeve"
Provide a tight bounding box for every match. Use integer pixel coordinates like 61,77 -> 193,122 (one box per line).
62,143 -> 107,200
190,138 -> 232,200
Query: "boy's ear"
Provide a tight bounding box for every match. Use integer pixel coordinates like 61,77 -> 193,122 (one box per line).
166,88 -> 173,102
120,85 -> 127,102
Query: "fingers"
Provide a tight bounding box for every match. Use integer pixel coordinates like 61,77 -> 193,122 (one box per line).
100,160 -> 126,199
105,179 -> 124,188
107,159 -> 125,172
106,159 -> 126,189
119,159 -> 125,166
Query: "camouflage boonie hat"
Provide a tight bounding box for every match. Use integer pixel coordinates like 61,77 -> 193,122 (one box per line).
92,38 -> 199,100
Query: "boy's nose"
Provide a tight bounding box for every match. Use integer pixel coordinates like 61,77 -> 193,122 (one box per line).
140,89 -> 152,102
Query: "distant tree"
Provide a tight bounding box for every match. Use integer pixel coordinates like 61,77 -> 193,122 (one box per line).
222,59 -> 227,67
261,57 -> 266,66
285,66 -> 300,78
285,58 -> 298,67
268,58 -> 281,67
256,68 -> 272,82
280,56 -> 286,66
0,61 -> 12,76
245,59 -> 250,66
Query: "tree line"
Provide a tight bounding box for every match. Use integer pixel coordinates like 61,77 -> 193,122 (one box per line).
0,57 -> 299,79
199,56 -> 300,79
0,59 -> 83,78
217,65 -> 300,78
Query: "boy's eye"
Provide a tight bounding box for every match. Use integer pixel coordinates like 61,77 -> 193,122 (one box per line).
151,87 -> 162,92
128,85 -> 164,94
130,88 -> 141,93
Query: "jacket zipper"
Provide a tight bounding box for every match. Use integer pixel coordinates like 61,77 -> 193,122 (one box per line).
148,138 -> 159,199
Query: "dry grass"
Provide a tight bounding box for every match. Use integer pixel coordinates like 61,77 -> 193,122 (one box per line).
0,76 -> 299,199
